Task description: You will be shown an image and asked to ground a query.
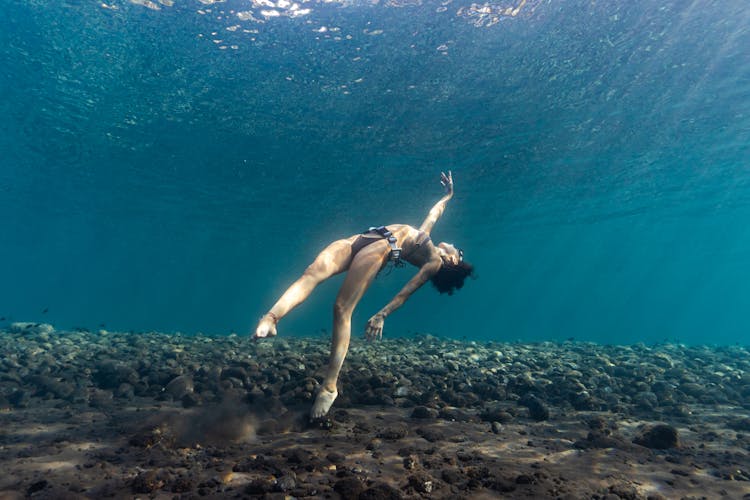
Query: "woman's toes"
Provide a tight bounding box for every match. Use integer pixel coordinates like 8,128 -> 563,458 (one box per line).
310,388 -> 338,419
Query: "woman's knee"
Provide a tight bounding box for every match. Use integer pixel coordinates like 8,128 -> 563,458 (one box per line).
300,268 -> 323,286
333,300 -> 353,320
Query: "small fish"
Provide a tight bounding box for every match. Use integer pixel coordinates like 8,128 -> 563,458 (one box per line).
99,323 -> 106,328
42,308 -> 49,314
0,317 -> 5,321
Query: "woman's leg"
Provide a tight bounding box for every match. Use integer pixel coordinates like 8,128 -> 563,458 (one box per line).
254,239 -> 353,338
310,249 -> 386,418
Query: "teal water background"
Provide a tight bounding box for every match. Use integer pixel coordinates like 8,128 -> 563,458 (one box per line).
1,0 -> 749,344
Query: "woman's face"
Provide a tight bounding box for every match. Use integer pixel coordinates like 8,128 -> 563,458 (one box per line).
437,242 -> 462,266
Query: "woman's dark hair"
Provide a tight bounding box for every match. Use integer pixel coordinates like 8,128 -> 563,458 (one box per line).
430,260 -> 475,295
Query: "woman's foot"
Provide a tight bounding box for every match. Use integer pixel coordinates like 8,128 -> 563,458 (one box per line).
253,313 -> 278,339
310,387 -> 338,419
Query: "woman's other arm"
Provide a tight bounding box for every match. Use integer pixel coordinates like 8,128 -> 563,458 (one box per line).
419,171 -> 453,235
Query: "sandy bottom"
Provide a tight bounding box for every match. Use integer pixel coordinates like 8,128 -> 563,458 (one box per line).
2,328 -> 750,498
1,399 -> 750,499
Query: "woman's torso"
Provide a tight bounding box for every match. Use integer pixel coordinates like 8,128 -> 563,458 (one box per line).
347,224 -> 436,267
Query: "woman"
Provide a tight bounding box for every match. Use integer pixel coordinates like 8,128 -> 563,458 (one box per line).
253,171 -> 474,419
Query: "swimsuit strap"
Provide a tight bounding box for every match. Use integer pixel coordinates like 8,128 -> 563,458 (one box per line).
367,226 -> 403,266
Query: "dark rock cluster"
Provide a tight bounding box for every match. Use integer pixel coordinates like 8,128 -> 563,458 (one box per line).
2,329 -> 750,427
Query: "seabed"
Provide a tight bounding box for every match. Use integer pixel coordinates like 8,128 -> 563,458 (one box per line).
1,324 -> 750,499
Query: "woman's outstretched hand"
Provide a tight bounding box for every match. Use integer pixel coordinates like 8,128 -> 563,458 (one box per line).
365,313 -> 385,341
441,171 -> 453,196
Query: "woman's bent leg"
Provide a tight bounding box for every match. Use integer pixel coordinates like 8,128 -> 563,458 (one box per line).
311,251 -> 384,418
255,239 -> 352,338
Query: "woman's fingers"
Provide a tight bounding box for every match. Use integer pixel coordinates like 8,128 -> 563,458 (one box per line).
440,171 -> 453,190
365,322 -> 382,340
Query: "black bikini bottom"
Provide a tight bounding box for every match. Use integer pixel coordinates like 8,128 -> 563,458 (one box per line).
351,232 -> 384,257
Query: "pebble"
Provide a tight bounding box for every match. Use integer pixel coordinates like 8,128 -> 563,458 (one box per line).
164,375 -> 194,399
334,477 -> 365,498
633,424 -> 680,449
131,470 -> 164,493
359,483 -> 404,500
410,406 -> 438,419
10,322 -> 54,335
634,391 -> 659,410
378,424 -> 409,440
519,394 -> 550,421
407,472 -> 434,493
115,383 -> 135,399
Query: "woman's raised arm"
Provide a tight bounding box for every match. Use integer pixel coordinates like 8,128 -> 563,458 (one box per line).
419,171 -> 453,235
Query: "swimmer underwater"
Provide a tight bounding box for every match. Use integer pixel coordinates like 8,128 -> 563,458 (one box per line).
253,171 -> 475,419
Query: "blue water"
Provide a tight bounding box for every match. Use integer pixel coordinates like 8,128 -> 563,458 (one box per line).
1,0 -> 749,344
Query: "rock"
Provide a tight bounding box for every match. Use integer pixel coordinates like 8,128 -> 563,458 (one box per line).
663,403 -> 692,418
333,477 -> 364,498
115,383 -> 135,399
407,473 -> 435,493
438,407 -> 477,422
480,406 -> 514,423
574,431 -> 623,449
274,473 -> 297,492
244,478 -> 275,494
394,386 -> 410,397
608,483 -> 639,499
519,394 -> 549,421
728,417 -> 750,431
410,406 -> 438,419
28,375 -> 74,400
181,392 -> 201,408
497,410 -> 514,423
571,391 -> 603,411
326,452 -> 346,464
515,473 -> 535,484
8,389 -> 30,408
359,482 -> 404,500
132,470 -> 165,493
378,424 -> 408,440
416,427 -> 445,442
441,469 -> 463,484
634,391 -> 659,411
633,424 -> 679,449
169,475 -> 193,493
586,415 -> 610,431
10,322 -> 54,335
679,382 -> 705,398
89,388 -> 113,408
165,375 -> 194,399
488,477 -> 517,492
366,438 -> 383,451
221,366 -> 248,383
491,422 -> 503,434
93,360 -> 138,389
26,480 -> 48,495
